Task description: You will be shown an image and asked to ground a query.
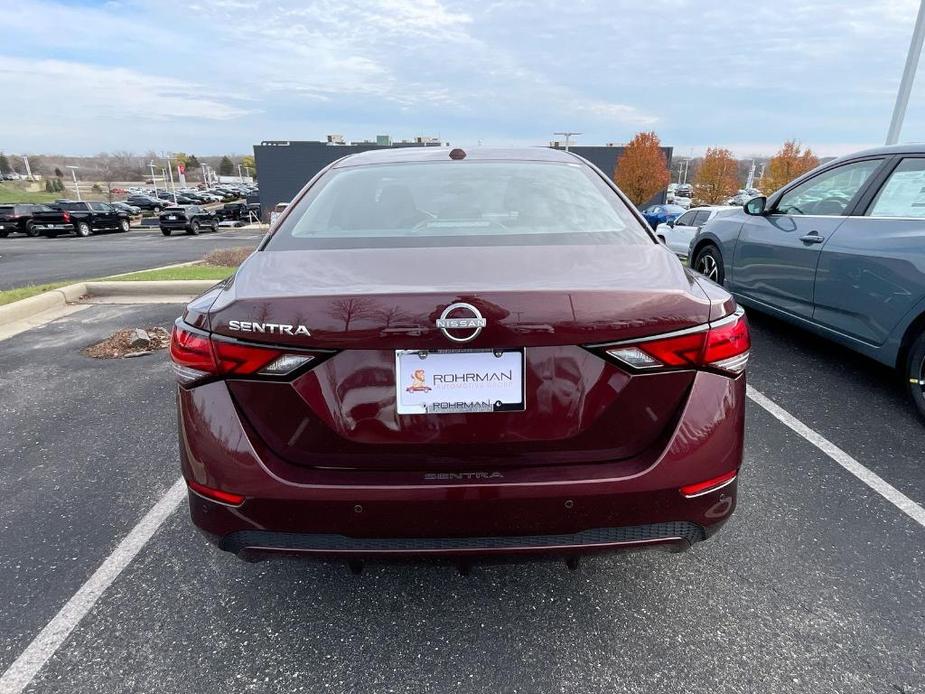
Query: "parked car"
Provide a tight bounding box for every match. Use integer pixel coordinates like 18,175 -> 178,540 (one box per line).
641,203 -> 686,228
656,206 -> 737,258
170,146 -> 749,567
0,204 -> 48,237
32,201 -> 131,237
269,202 -> 288,226
215,201 -> 252,222
726,189 -> 761,206
111,201 -> 141,216
689,144 -> 925,419
126,195 -> 166,212
159,205 -> 218,236
676,184 -> 693,199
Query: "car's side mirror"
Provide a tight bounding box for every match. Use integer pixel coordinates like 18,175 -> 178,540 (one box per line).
743,196 -> 767,216
667,220 -> 675,228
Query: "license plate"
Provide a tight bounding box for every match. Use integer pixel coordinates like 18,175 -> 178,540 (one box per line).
167,215 -> 177,220
395,349 -> 525,415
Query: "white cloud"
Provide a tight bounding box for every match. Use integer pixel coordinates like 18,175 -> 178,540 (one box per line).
0,0 -> 922,153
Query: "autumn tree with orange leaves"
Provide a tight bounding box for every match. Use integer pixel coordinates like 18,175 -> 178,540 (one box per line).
693,147 -> 739,204
613,132 -> 670,206
761,140 -> 819,194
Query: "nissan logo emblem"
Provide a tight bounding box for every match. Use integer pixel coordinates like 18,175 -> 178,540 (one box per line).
435,302 -> 487,343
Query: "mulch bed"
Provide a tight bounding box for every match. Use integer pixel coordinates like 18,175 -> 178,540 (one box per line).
82,326 -> 171,359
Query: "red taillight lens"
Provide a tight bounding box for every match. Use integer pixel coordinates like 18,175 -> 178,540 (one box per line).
605,309 -> 750,375
637,331 -> 706,368
211,338 -> 283,375
169,324 -> 317,385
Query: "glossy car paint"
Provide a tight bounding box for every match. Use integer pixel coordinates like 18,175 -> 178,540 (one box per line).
175,147 -> 746,562
691,144 -> 925,369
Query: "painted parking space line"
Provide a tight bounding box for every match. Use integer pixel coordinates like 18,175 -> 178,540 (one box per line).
0,478 -> 186,694
747,385 -> 925,529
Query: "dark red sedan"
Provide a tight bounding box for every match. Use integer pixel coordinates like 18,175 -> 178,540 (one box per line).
171,147 -> 749,569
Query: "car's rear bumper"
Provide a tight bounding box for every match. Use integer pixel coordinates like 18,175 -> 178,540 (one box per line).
179,370 -> 745,560
159,221 -> 189,229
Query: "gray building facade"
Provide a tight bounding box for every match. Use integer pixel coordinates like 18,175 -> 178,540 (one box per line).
253,140 -> 672,218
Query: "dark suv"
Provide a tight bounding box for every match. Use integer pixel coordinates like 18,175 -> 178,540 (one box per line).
0,204 -> 47,237
159,206 -> 218,236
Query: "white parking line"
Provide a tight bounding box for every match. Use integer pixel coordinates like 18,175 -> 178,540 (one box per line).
0,478 -> 186,694
747,385 -> 925,529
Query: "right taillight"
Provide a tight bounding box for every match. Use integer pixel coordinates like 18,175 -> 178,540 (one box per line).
169,323 -> 319,386
604,308 -> 749,376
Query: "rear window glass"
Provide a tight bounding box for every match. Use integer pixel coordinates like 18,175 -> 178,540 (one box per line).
267,161 -> 648,250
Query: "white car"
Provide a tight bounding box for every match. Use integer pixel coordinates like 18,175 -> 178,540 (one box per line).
655,206 -> 737,259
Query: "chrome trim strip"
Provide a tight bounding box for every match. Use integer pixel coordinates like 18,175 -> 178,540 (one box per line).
586,305 -> 745,350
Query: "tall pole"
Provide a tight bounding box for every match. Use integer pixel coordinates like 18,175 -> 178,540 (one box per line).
553,131 -> 581,152
165,159 -> 177,205
148,162 -> 159,197
66,166 -> 81,201
887,0 -> 925,145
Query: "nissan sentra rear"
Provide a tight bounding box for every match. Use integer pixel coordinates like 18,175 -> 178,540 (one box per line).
171,147 -> 748,569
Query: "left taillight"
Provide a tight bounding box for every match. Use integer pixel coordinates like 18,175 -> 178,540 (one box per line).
603,308 -> 750,376
169,323 -> 318,386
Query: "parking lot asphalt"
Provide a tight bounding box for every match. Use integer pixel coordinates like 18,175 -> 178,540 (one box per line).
0,304 -> 922,693
0,228 -> 263,290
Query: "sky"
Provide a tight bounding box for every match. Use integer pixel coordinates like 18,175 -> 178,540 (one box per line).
1,0 -> 924,157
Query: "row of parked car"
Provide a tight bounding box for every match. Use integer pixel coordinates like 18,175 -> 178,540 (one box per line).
123,183 -> 257,213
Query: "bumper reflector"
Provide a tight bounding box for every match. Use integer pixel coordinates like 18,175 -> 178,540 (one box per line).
679,470 -> 737,498
186,479 -> 246,506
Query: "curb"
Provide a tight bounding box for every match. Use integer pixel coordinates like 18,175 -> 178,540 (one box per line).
0,280 -> 218,330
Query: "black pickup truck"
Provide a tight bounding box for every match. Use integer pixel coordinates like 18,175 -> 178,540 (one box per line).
31,201 -> 132,237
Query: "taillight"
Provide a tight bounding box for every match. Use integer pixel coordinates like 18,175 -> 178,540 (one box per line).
169,323 -> 318,386
604,308 -> 749,376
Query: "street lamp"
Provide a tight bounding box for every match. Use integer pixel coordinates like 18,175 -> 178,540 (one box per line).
148,161 -> 159,197
887,0 -> 925,144
66,165 -> 81,201
553,131 -> 582,152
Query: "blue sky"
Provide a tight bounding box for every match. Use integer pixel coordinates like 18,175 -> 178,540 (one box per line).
1,0 -> 923,156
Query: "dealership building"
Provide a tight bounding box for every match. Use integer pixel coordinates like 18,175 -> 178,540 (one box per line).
252,137 -> 672,217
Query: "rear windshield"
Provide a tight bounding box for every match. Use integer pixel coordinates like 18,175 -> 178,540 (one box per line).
267,161 -> 648,250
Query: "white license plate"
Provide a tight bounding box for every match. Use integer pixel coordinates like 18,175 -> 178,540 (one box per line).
395,349 -> 525,415
167,215 -> 177,220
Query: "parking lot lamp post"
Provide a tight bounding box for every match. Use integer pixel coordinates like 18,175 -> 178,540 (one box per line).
148,162 -> 159,198
66,165 -> 80,201
887,0 -> 925,145
237,164 -> 245,183
553,131 -> 581,152
165,160 -> 177,205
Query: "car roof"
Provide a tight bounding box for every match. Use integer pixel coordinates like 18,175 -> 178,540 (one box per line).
831,143 -> 925,161
331,146 -> 580,168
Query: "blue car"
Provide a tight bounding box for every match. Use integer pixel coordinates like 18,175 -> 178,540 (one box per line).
688,144 -> 925,420
641,203 -> 686,229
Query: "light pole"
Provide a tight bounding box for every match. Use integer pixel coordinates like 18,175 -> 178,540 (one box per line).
162,154 -> 177,205
237,164 -> 245,183
887,0 -> 925,144
66,165 -> 81,201
148,161 -> 159,197
553,131 -> 582,152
